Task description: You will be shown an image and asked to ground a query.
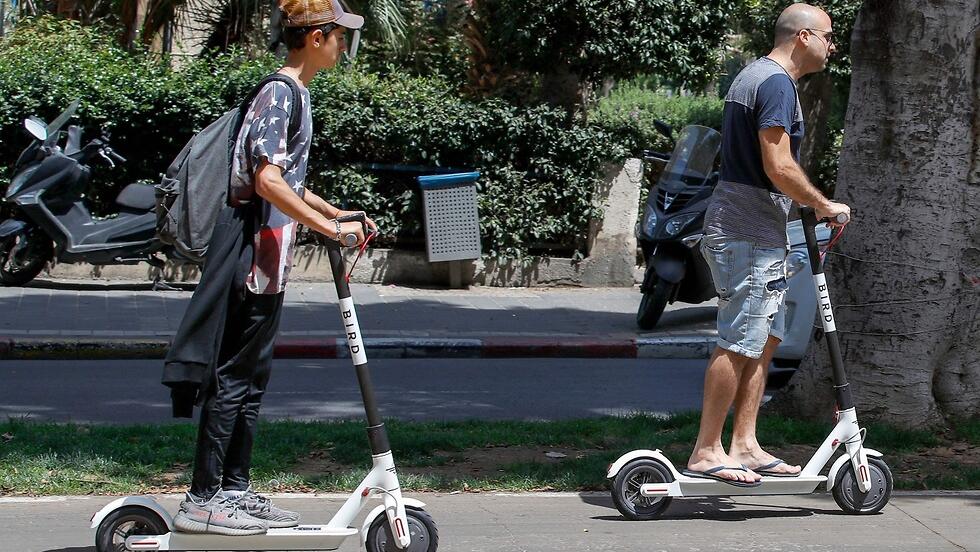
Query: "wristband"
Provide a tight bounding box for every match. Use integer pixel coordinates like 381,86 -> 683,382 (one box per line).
333,219 -> 343,242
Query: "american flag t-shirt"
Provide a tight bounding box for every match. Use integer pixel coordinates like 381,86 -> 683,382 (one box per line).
229,79 -> 313,294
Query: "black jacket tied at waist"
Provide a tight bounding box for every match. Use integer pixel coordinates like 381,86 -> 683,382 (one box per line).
162,205 -> 254,418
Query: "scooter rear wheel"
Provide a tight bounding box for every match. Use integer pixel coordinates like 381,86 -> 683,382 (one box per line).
611,458 -> 674,520
832,457 -> 893,514
366,505 -> 439,552
95,505 -> 168,552
0,228 -> 52,286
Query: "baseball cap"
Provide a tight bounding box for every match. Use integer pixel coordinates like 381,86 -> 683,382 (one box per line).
279,0 -> 364,30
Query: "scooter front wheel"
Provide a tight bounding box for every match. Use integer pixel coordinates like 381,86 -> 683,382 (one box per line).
611,458 -> 674,520
832,457 -> 893,514
0,228 -> 52,286
95,505 -> 168,552
636,279 -> 674,330
366,505 -> 439,552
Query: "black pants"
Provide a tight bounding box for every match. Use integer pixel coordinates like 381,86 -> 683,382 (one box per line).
190,290 -> 284,499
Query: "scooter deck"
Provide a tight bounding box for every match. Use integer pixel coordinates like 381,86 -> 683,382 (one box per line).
642,474 -> 826,497
125,526 -> 359,551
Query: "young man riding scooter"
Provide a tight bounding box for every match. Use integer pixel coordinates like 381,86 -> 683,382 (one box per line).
162,0 -> 377,535
685,3 -> 851,486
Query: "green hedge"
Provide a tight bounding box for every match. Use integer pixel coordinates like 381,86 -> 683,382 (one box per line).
0,18 -> 625,259
593,81 -> 724,155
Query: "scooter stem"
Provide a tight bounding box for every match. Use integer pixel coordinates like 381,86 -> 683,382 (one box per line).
327,244 -> 388,448
325,243 -> 412,548
801,207 -> 870,493
800,207 -> 854,412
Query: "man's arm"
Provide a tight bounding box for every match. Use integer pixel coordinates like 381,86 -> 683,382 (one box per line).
303,187 -> 378,233
254,162 -> 365,244
759,127 -> 849,223
302,187 -> 340,219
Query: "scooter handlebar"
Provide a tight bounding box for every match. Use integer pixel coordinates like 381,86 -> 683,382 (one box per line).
335,211 -> 376,247
800,207 -> 850,226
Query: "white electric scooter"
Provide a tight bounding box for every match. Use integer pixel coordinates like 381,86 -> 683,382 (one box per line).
607,208 -> 893,519
90,215 -> 438,551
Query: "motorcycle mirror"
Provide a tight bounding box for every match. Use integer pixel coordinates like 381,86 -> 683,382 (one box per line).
654,120 -> 674,139
24,118 -> 48,141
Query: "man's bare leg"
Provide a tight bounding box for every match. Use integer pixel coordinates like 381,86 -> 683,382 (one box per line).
729,334 -> 801,475
687,346 -> 761,483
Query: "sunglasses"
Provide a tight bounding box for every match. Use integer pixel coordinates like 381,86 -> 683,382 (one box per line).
805,28 -> 835,46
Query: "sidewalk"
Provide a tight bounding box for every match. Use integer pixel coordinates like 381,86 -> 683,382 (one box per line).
0,279 -> 718,360
3,492 -> 978,551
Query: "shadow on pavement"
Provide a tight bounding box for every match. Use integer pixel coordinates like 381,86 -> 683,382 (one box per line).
580,493 -> 840,521
1,283 -> 716,338
27,279 -> 196,292
646,306 -> 716,330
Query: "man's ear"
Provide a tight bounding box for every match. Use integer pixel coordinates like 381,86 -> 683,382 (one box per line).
309,29 -> 324,49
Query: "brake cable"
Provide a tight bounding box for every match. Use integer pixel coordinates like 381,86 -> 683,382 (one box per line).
346,231 -> 376,283
820,222 -> 848,263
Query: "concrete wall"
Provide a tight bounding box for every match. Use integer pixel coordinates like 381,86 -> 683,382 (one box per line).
44,159 -> 645,287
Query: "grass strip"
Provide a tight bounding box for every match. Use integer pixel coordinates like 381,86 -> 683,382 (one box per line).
1,414 -> 975,496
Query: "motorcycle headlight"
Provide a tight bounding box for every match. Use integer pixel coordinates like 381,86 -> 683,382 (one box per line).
665,213 -> 699,236
643,204 -> 658,238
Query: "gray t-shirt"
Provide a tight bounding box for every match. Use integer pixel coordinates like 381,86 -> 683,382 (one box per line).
704,57 -> 804,247
229,79 -> 313,294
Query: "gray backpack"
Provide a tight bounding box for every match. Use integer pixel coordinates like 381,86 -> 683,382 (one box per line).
156,74 -> 303,263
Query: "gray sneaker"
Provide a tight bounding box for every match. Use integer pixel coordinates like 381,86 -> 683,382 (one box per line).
224,486 -> 300,528
172,491 -> 269,536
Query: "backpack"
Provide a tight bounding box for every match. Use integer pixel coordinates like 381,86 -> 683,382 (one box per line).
155,74 -> 303,264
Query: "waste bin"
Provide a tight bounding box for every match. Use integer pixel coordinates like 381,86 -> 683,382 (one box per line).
417,172 -> 482,287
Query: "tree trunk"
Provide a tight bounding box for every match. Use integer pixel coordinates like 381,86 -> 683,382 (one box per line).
771,0 -> 980,427
118,0 -> 140,49
797,71 -> 833,190
55,0 -> 76,17
461,7 -> 513,98
539,61 -> 585,117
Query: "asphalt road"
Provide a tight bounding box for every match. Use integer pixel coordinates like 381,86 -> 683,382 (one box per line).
0,358 -> 710,423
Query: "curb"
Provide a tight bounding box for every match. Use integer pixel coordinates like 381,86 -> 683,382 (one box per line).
0,335 -> 715,361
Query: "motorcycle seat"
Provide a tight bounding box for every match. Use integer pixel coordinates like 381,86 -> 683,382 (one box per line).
115,183 -> 157,212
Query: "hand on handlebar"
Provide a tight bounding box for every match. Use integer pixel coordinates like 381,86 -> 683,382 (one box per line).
815,201 -> 851,227
336,210 -> 377,234
337,220 -> 367,247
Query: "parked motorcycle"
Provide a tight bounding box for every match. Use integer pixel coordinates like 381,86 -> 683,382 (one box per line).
636,123 -> 721,329
0,100 -> 185,287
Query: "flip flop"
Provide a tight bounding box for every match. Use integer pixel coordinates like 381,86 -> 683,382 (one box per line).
749,458 -> 800,478
681,465 -> 763,488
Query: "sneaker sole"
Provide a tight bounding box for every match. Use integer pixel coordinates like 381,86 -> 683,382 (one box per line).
265,518 -> 300,528
173,516 -> 268,536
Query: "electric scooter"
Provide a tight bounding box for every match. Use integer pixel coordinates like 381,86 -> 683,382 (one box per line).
89,214 -> 438,551
608,208 -> 893,519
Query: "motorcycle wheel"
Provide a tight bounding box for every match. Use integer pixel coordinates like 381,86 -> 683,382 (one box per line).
0,226 -> 53,286
636,278 -> 674,330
